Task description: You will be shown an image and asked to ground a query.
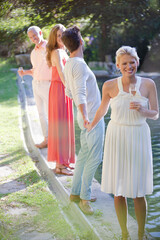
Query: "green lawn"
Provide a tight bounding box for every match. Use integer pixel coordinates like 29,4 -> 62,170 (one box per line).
0,58 -> 78,240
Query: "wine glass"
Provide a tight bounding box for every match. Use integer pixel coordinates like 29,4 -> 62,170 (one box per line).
129,83 -> 137,110
129,83 -> 136,96
19,67 -> 24,83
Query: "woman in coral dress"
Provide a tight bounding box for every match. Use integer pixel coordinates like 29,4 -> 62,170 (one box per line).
87,46 -> 159,239
46,24 -> 75,175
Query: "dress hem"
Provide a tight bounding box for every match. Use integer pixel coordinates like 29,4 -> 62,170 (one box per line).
101,189 -> 153,198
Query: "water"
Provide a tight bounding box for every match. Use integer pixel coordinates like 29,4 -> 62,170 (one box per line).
95,75 -> 160,239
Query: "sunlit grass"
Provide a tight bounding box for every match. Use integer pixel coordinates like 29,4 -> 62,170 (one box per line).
0,58 -> 77,239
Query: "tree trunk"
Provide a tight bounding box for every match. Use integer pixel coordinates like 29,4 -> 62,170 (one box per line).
99,22 -> 109,61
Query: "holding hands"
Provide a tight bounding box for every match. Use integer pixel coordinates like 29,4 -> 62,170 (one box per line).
86,123 -> 93,132
84,120 -> 93,132
83,118 -> 89,128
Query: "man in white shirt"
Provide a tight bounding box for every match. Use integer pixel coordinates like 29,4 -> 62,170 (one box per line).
62,26 -> 104,215
18,26 -> 52,149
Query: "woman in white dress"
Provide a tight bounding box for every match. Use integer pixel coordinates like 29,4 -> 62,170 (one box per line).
86,46 -> 159,240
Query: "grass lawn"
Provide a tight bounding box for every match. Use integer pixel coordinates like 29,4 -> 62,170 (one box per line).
0,58 -> 80,240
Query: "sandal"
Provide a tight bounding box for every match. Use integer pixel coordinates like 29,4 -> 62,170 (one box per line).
68,166 -> 75,170
54,167 -> 73,176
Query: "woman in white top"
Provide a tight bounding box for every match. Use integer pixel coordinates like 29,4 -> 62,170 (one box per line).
87,46 -> 159,240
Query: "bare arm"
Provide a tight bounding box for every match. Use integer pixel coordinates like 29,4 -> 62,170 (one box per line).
87,82 -> 111,131
78,103 -> 89,128
51,50 -> 67,86
130,79 -> 159,120
18,68 -> 33,77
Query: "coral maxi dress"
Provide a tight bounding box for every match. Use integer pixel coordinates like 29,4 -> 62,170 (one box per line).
48,55 -> 75,168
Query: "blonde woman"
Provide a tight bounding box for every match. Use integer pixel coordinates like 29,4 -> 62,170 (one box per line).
87,46 -> 159,239
46,24 -> 75,175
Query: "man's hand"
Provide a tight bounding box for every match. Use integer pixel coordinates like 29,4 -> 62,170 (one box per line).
83,118 -> 90,128
18,67 -> 24,77
84,118 -> 94,132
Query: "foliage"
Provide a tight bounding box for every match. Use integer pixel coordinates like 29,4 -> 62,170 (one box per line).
32,0 -> 160,63
0,0 -> 160,65
0,0 -> 57,56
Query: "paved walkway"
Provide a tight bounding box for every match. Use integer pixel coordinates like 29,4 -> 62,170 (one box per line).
17,72 -> 153,240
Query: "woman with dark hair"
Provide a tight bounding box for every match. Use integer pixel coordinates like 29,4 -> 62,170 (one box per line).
46,24 -> 75,175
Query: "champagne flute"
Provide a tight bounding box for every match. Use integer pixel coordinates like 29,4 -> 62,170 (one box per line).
129,83 -> 136,96
19,67 -> 24,83
129,83 -> 136,110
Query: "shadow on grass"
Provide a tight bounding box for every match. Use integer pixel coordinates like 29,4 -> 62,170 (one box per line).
0,149 -> 26,167
0,170 -> 41,198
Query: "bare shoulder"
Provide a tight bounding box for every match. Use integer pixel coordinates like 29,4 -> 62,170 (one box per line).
52,49 -> 61,57
102,78 -> 118,98
140,77 -> 157,98
141,77 -> 155,87
103,78 -> 118,90
52,49 -> 68,59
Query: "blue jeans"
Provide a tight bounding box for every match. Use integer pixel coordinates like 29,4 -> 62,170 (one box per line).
71,113 -> 105,200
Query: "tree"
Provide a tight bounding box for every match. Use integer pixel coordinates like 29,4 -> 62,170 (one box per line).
56,0 -> 160,63
27,0 -> 160,63
0,0 -> 160,65
0,0 -> 59,56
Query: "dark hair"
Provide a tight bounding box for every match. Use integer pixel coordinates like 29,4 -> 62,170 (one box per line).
61,26 -> 80,53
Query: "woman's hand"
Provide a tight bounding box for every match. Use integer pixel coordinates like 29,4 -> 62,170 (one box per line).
130,101 -> 142,111
130,101 -> 148,115
85,123 -> 93,132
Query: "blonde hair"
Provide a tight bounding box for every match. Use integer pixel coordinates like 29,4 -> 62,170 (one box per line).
116,46 -> 140,66
46,24 -> 66,67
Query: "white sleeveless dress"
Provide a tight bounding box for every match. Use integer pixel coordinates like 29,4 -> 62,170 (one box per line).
101,76 -> 153,198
